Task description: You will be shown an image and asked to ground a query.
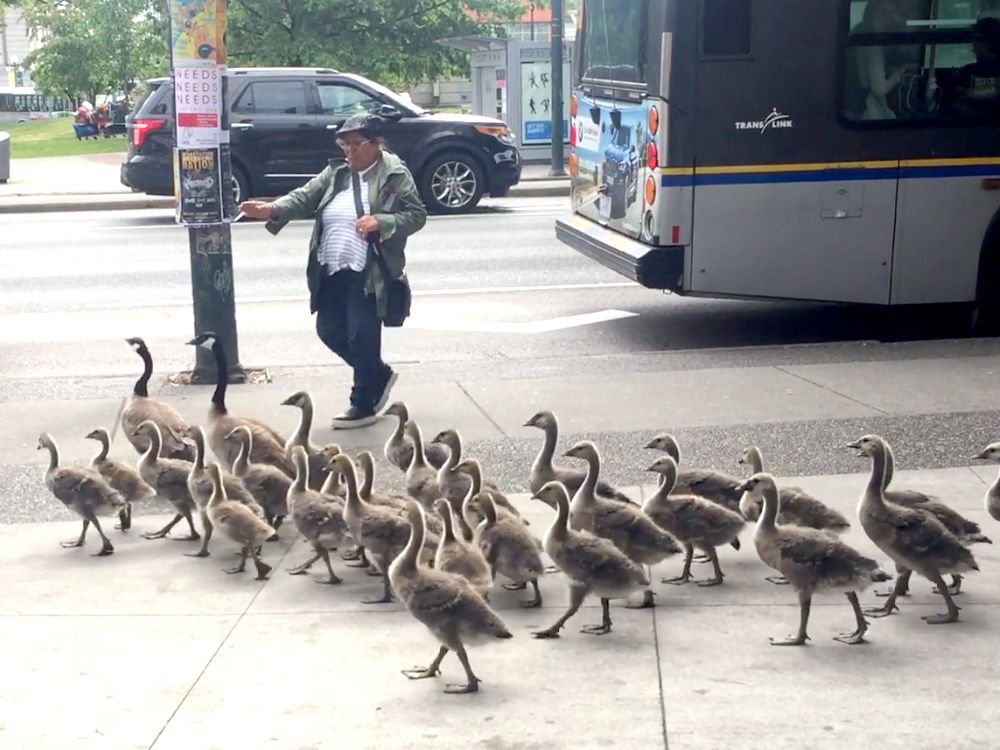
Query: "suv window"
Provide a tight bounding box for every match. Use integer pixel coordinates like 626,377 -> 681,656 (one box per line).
316,82 -> 381,116
842,0 -> 1000,124
134,82 -> 171,115
233,81 -> 308,115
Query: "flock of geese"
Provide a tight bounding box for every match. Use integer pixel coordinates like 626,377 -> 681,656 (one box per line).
35,333 -> 1000,693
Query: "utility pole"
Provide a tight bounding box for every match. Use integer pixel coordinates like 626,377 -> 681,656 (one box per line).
549,0 -> 566,176
165,0 -> 243,383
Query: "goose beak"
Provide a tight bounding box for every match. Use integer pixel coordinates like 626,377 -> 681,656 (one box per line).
644,463 -> 659,473
280,395 -> 297,406
184,337 -> 198,346
644,439 -> 658,449
972,451 -> 989,461
84,430 -> 99,440
522,419 -> 536,428
734,480 -> 752,493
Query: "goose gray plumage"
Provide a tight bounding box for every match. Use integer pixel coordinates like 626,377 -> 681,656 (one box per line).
452,458 -> 525,530
432,428 -> 482,511
281,390 -> 336,490
226,425 -> 291,532
849,434 -> 978,624
186,332 -> 294,478
645,455 -> 744,586
524,410 -> 637,505
205,463 -> 275,580
433,499 -> 493,599
38,433 -> 127,556
880,441 -> 991,595
120,337 -> 194,461
645,433 -> 743,515
973,442 -> 1000,523
531,482 -> 649,638
383,402 -> 448,473
737,472 -> 891,646
402,420 -> 442,508
334,453 -> 411,603
185,426 -> 265,557
469,492 -> 545,608
388,500 -> 512,694
133,420 -> 200,541
85,426 -> 155,532
564,441 -> 681,605
287,446 -> 350,584
737,446 -> 850,534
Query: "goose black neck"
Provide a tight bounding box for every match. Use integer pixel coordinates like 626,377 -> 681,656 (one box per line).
134,345 -> 153,397
210,339 -> 228,411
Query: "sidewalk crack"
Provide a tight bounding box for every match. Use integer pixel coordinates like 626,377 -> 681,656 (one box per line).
456,381 -> 507,437
773,365 -> 890,416
651,606 -> 670,750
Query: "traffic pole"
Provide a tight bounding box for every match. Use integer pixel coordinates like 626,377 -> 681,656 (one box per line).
549,0 -> 566,176
166,0 -> 244,384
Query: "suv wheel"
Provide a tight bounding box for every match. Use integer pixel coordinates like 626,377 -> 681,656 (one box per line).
231,163 -> 250,205
420,152 -> 484,214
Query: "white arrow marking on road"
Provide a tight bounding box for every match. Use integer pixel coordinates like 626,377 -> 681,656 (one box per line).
403,308 -> 639,334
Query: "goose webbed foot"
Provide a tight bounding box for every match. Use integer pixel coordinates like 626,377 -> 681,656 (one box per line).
444,679 -> 480,694
185,550 -> 210,558
875,587 -> 908,598
531,626 -> 562,639
502,581 -> 527,591
362,575 -> 393,603
341,545 -> 365,562
365,565 -> 384,577
288,552 -> 320,575
697,575 -> 724,588
403,646 -> 447,681
580,597 -> 613,635
266,532 -> 279,542
60,538 -> 85,549
518,579 -> 542,608
92,538 -> 115,557
834,593 -> 869,645
765,575 -> 789,585
922,610 -> 960,624
252,558 -> 272,580
115,506 -> 132,532
663,572 -> 693,585
625,589 -> 655,609
141,513 -> 183,540
769,633 -> 810,646
864,601 -> 900,618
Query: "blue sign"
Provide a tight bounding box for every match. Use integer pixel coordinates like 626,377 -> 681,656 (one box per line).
524,119 -> 569,144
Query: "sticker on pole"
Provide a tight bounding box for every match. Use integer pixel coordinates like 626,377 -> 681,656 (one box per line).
174,65 -> 223,148
176,148 -> 223,225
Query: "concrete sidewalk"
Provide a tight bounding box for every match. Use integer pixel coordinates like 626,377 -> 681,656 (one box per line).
0,153 -> 568,213
2,343 -> 1000,748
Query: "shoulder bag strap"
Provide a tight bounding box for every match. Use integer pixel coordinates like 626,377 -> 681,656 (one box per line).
352,169 -> 394,280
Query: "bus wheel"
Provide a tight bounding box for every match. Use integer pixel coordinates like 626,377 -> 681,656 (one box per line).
973,245 -> 1000,335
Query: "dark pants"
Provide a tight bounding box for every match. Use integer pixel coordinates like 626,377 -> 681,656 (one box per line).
315,269 -> 388,411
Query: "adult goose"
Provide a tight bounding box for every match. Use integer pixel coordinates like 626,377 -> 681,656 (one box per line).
389,500 -> 512,694
524,410 -> 636,504
737,473 -> 891,646
121,337 -> 194,461
849,434 -> 978,624
186,332 -> 293,478
38,433 -> 126,556
85,427 -> 155,532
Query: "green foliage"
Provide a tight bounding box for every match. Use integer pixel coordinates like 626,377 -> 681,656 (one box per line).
226,0 -> 527,88
19,0 -> 168,102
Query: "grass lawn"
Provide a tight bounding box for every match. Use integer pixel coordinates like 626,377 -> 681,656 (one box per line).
0,116 -> 128,159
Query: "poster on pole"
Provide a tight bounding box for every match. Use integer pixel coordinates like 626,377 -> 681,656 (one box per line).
174,65 -> 223,148
177,148 -> 223,225
168,0 -> 227,65
520,59 -> 572,144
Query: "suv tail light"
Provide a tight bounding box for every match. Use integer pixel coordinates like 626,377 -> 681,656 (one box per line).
132,118 -> 166,149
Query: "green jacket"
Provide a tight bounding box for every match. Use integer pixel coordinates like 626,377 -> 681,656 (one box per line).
265,150 -> 427,316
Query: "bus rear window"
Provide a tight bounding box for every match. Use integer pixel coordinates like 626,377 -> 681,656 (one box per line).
579,0 -> 647,83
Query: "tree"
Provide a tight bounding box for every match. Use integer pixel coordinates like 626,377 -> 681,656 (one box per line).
19,0 -> 167,103
226,0 -> 527,89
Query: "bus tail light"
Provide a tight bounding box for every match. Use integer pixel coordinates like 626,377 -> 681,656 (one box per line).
132,118 -> 166,149
648,106 -> 659,135
645,175 -> 657,205
570,94 -> 578,118
647,142 -> 659,169
570,121 -> 576,147
569,153 -> 578,178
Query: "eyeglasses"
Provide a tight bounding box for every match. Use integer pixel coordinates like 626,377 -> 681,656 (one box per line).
336,138 -> 372,150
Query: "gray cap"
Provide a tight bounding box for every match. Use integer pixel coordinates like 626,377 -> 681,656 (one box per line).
337,113 -> 380,138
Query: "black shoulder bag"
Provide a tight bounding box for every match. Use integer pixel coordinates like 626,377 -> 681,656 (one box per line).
352,170 -> 411,327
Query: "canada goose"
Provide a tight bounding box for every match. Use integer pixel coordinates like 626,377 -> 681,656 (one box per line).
452,458 -> 525,529
388,500 -> 512,694
205,463 -> 275,580
973,442 -> 1000,523
564,441 -> 680,605
333,453 -> 411,603
646,433 -> 743,515
432,428 -> 478,510
434,499 -> 493,599
737,473 -> 891,646
848,434 -> 978,624
880,441 -> 991,595
121,337 -> 194,461
38,433 -> 126,556
281,390 -> 335,490
738,446 -> 851,534
186,332 -> 293,477
531,482 -> 649,638
185,425 -> 264,557
383,402 -> 448,472
84,426 -> 155,532
645,455 -> 744,586
133,420 -> 199,541
226,425 -> 291,531
468,492 -> 545,608
402,420 -> 442,507
524,410 -> 637,505
287,446 -> 350,584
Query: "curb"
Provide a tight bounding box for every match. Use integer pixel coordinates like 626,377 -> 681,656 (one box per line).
0,182 -> 569,215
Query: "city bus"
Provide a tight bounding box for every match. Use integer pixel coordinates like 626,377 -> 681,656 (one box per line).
555,0 -> 1000,329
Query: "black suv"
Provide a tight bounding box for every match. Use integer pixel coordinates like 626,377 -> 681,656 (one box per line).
121,67 -> 521,213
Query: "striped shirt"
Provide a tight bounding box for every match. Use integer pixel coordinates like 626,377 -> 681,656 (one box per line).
318,164 -> 374,274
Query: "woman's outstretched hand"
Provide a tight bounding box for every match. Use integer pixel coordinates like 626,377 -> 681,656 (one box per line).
239,200 -> 274,220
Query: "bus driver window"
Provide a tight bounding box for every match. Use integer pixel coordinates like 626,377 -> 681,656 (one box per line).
847,0 -> 913,120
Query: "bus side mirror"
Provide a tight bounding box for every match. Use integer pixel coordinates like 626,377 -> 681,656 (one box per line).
589,105 -> 601,125
610,109 -> 622,130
